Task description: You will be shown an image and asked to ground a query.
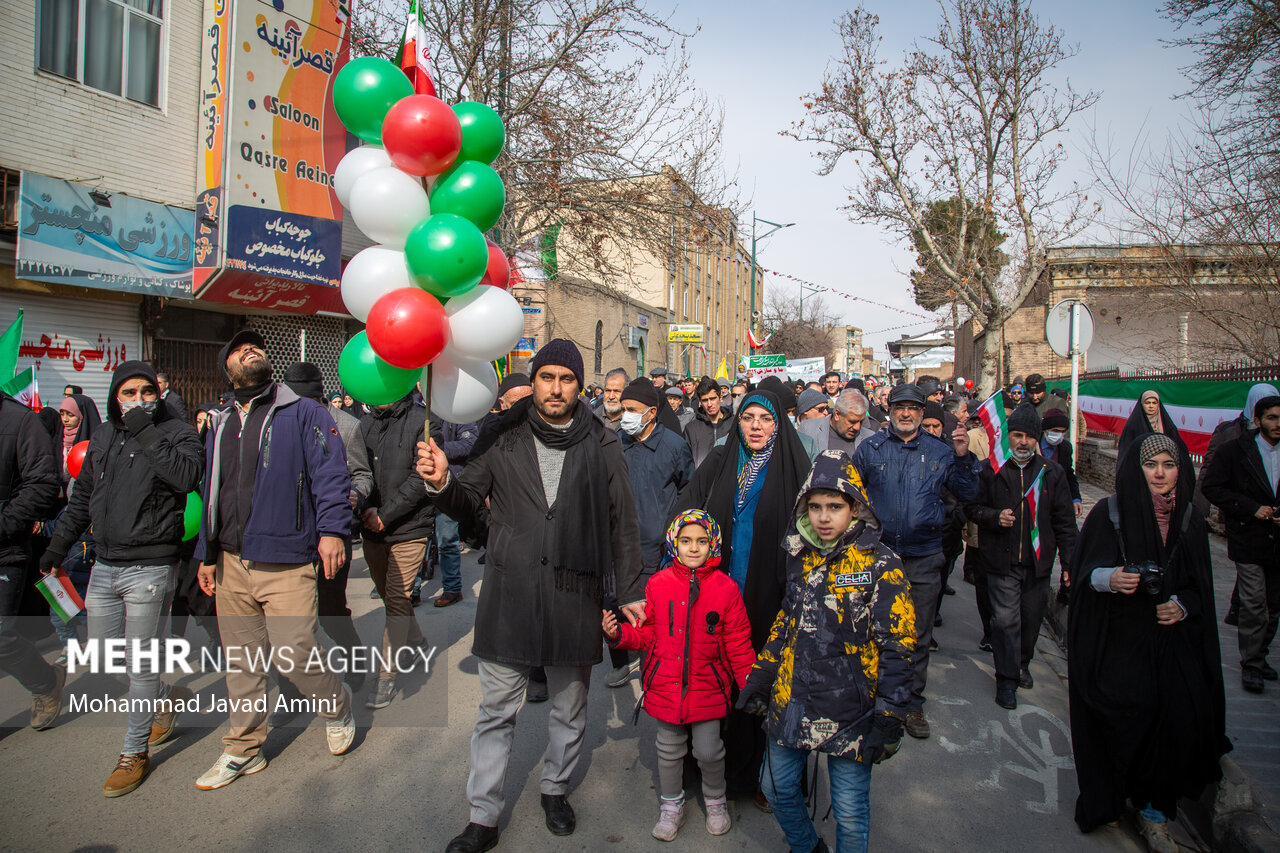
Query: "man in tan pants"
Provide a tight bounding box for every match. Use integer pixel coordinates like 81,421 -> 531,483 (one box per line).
194,330 -> 355,790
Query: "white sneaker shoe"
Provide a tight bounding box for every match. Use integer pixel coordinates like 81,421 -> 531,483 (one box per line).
326,684 -> 355,755
651,798 -> 686,842
195,752 -> 267,790
705,795 -> 731,835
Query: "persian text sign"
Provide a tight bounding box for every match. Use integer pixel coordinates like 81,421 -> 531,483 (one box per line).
786,357 -> 826,384
16,173 -> 194,298
668,324 -> 706,343
226,206 -> 341,287
745,353 -> 787,382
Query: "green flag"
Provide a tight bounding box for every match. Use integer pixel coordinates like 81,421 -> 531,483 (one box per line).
0,309 -> 22,380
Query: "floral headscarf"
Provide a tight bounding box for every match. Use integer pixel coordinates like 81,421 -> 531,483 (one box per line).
666,509 -> 722,562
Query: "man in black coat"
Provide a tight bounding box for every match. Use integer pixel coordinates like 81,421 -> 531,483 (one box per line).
0,392 -> 62,729
966,404 -> 1078,709
156,372 -> 189,423
682,376 -> 733,467
418,340 -> 643,852
1202,395 -> 1280,693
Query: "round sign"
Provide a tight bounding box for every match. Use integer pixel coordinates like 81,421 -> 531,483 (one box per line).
1045,300 -> 1094,358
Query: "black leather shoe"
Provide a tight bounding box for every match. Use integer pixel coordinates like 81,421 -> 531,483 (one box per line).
996,683 -> 1017,710
1242,670 -> 1265,694
541,794 -> 576,836
445,823 -> 499,853
1019,668 -> 1034,690
1260,661 -> 1278,681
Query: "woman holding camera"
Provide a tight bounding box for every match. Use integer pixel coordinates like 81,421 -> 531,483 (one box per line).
1067,432 -> 1230,852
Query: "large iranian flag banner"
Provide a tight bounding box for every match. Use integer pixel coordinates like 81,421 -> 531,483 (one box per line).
1046,378 -> 1268,455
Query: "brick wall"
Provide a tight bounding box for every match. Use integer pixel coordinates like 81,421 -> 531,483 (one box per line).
541,278 -> 665,387
0,1 -> 200,207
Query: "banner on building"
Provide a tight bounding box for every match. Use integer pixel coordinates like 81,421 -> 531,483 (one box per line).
744,353 -> 787,382
195,0 -> 351,314
16,172 -> 194,298
668,324 -> 706,344
511,337 -> 536,359
786,357 -> 826,384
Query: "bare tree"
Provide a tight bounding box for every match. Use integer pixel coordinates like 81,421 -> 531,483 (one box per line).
351,0 -> 736,295
788,0 -> 1098,394
761,291 -> 838,363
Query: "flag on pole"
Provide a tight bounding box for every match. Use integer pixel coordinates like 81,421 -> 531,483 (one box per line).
747,327 -> 769,350
36,570 -> 84,623
395,0 -> 437,97
1023,466 -> 1046,561
0,309 -> 22,380
0,368 -> 41,410
976,390 -> 1011,473
334,0 -> 350,24
714,358 -> 729,381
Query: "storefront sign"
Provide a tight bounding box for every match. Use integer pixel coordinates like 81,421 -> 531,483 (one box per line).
668,324 -> 705,343
511,337 -> 536,359
16,173 -> 194,298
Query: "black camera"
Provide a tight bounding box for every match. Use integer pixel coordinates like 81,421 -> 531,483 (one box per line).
1124,561 -> 1164,597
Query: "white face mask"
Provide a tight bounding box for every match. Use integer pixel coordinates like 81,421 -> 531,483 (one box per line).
1045,431 -> 1066,446
121,400 -> 157,415
619,410 -> 649,436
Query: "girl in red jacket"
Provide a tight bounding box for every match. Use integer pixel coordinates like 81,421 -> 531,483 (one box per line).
603,510 -> 757,842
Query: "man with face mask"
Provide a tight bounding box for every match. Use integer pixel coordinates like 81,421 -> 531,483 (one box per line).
965,404 -> 1077,710
1039,410 -> 1082,516
595,368 -> 628,432
612,378 -> 694,687
41,361 -> 204,796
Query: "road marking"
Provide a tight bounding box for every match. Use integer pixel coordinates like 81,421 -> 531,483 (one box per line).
937,706 -> 1074,815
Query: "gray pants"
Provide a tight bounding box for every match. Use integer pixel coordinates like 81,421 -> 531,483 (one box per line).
987,564 -> 1049,684
85,562 -> 176,754
656,719 -> 726,800
902,553 -> 944,712
468,659 -> 591,827
1237,561 -> 1280,674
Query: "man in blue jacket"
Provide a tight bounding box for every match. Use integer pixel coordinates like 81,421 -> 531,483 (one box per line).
852,382 -> 981,740
194,330 -> 355,790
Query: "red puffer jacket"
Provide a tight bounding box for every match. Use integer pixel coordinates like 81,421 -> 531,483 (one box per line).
614,558 -> 757,725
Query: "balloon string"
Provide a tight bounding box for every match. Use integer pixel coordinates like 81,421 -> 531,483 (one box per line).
422,363 -> 432,445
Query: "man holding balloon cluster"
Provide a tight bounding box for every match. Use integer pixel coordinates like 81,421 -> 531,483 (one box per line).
41,360 -> 204,797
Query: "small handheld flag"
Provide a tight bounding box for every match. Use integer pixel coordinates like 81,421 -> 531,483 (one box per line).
1024,466 -> 1046,561
977,390 -> 1011,473
36,570 -> 84,624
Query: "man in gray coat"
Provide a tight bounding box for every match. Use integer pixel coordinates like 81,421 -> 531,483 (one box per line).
417,339 -> 644,853
798,388 -> 878,457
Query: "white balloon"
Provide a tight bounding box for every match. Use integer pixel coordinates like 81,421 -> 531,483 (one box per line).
334,145 -> 394,209
427,355 -> 498,424
340,245 -> 415,323
443,285 -> 526,363
347,166 -> 430,248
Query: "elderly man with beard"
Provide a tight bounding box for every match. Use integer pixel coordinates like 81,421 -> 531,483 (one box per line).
193,330 -> 355,790
416,339 -> 644,852
595,368 -> 628,432
853,383 -> 981,739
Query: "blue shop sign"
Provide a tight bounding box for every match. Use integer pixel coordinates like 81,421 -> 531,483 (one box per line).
16,172 -> 195,297
225,205 -> 342,287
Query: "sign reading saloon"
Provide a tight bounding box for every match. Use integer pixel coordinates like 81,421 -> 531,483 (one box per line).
16,173 -> 195,298
195,0 -> 350,314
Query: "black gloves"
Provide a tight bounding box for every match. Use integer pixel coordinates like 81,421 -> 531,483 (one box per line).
39,548 -> 66,574
860,713 -> 904,765
735,686 -> 769,716
121,404 -> 154,434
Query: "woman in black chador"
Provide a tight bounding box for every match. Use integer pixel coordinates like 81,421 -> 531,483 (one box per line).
1067,432 -> 1230,853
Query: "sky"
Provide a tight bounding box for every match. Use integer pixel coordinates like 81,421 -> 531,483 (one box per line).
663,0 -> 1201,360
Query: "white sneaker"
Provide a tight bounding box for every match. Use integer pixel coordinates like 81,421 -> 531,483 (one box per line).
705,795 -> 731,835
326,684 -> 355,755
651,798 -> 685,842
195,752 -> 267,790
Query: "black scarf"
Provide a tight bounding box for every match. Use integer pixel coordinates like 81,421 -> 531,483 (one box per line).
1118,394 -> 1189,469
518,397 -> 615,601
233,380 -> 272,406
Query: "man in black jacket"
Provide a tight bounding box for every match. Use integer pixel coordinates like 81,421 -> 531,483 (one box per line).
965,404 -> 1078,709
156,372 -> 189,424
417,339 -> 643,853
1202,396 -> 1280,693
682,376 -> 733,467
361,392 -> 433,709
0,392 -> 61,730
42,361 -> 204,796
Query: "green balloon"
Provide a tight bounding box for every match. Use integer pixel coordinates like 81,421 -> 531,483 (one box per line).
338,331 -> 421,405
429,161 -> 506,232
333,57 -> 414,144
182,491 -> 202,542
404,214 -> 489,299
453,102 -> 505,164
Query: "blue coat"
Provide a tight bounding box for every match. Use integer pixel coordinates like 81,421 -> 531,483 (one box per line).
195,384 -> 351,565
620,422 -> 695,572
852,429 -> 981,557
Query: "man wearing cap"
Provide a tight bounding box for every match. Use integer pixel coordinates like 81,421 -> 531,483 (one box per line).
193,331 -> 355,790
964,404 -> 1077,709
416,339 -> 644,851
610,378 -> 694,686
795,388 -> 828,421
664,385 -> 695,431
649,367 -> 669,391
1024,374 -> 1055,417
1007,377 -> 1025,412
853,382 -> 982,739
798,388 -> 876,458
684,377 -> 735,468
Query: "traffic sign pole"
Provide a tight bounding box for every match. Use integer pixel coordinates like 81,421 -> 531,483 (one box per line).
1069,301 -> 1081,454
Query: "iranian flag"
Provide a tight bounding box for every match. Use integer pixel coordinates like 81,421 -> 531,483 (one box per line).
36,570 -> 84,623
395,0 -> 437,97
747,327 -> 770,350
0,368 -> 41,410
1024,466 -> 1046,561
976,390 -> 1012,472
1047,378 -> 1272,455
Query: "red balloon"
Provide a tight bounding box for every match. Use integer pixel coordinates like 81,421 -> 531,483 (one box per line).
481,240 -> 510,289
965,379 -> 975,389
381,95 -> 462,177
366,287 -> 449,369
67,440 -> 89,479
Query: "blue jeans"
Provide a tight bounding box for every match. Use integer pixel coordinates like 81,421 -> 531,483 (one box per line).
86,563 -> 176,754
0,561 -> 58,694
436,512 -> 462,595
761,740 -> 872,853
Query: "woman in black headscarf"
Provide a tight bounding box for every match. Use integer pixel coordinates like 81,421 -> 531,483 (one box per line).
58,393 -> 102,485
671,389 -> 810,802
1118,389 -> 1184,463
1067,432 -> 1229,852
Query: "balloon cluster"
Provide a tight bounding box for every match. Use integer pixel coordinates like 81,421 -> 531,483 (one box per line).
331,57 -> 524,422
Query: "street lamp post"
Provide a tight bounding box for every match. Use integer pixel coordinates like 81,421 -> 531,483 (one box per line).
749,212 -> 794,343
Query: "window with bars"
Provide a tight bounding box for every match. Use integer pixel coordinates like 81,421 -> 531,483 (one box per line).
37,0 -> 164,107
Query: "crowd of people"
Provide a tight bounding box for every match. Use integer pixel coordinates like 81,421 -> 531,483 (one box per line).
0,336 -> 1274,853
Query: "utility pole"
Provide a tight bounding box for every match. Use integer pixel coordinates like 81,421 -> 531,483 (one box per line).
748,212 -> 794,341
